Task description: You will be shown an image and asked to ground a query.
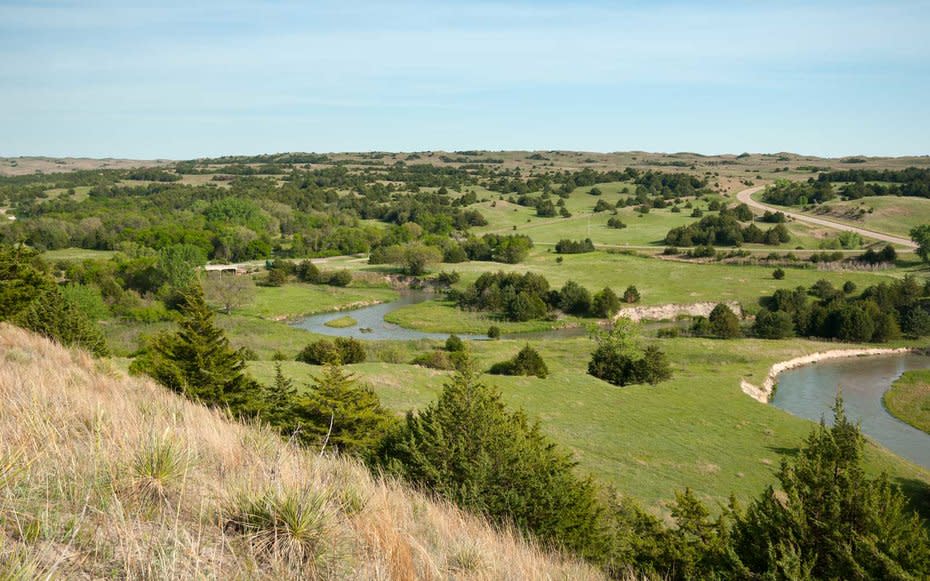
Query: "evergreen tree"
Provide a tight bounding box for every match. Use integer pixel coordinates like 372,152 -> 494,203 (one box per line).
0,245 -> 54,319
732,397 -> 930,579
592,286 -> 621,318
14,288 -> 110,357
708,303 -> 741,339
623,285 -> 641,304
294,363 -> 395,456
263,362 -> 297,429
378,363 -> 605,558
130,288 -> 255,409
1,245 -> 108,356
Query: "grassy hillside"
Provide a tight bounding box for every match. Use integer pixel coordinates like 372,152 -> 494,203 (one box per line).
0,325 -> 599,579
807,195 -> 930,239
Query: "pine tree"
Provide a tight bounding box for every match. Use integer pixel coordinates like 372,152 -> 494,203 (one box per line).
294,363 -> 394,456
732,396 -> 930,578
708,303 -> 741,339
0,245 -> 54,319
131,287 -> 255,409
378,363 -> 605,559
14,288 -> 109,356
263,362 -> 297,429
1,245 -> 108,356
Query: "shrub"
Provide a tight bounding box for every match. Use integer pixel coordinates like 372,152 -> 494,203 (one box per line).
592,287 -> 621,318
296,337 -> 365,365
326,270 -> 353,287
843,280 -> 857,294
295,260 -> 321,283
411,350 -> 455,370
772,268 -> 785,280
752,309 -> 794,339
607,217 -> 627,229
559,281 -> 592,315
445,334 -> 465,352
623,285 -> 641,304
226,487 -> 333,567
297,340 -> 342,365
334,337 -> 366,364
708,304 -> 741,339
487,325 -> 501,339
489,345 -> 548,378
265,268 -> 288,287
555,238 -> 596,254
593,199 -> 614,213
435,271 -> 461,286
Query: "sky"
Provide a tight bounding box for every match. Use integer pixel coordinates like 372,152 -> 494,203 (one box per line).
1,0 -> 928,159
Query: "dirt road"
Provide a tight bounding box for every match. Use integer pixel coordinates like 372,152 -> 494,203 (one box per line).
735,185 -> 916,249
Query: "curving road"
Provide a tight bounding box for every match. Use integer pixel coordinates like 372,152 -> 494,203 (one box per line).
736,185 -> 916,249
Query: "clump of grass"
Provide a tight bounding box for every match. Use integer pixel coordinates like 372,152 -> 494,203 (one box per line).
226,488 -> 335,568
323,315 -> 357,329
447,543 -> 485,574
130,437 -> 186,505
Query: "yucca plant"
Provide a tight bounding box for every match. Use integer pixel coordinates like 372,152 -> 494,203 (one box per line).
131,438 -> 186,505
227,488 -> 334,568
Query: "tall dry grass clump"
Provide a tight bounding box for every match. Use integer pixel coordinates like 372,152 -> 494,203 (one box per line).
0,324 -> 602,579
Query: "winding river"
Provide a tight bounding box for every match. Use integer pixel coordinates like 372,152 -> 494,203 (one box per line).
772,353 -> 930,470
290,291 -> 486,340
293,294 -> 930,469
290,291 -> 682,341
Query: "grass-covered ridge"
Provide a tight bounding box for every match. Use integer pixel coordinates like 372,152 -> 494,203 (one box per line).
0,324 -> 598,579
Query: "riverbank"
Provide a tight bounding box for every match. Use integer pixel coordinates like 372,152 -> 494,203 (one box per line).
883,369 -> 930,435
741,347 -> 918,403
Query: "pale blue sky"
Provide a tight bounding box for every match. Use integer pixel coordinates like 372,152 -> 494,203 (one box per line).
2,1 -> 928,158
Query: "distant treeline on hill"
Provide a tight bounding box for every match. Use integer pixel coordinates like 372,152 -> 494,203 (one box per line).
764,168 -> 930,205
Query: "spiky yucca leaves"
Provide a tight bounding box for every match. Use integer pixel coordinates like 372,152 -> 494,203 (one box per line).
130,437 -> 187,506
226,488 -> 336,570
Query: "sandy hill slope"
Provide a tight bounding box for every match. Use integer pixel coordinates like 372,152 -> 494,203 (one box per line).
0,324 -> 600,579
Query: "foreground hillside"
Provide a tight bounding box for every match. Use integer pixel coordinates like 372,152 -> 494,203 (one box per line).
0,325 -> 599,579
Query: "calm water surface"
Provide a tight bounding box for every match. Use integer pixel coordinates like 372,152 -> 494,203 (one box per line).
772,353 -> 930,470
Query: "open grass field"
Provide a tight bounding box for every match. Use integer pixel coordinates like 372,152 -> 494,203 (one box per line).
42,185 -> 92,203
469,180 -> 879,252
42,247 -> 118,261
805,196 -> 930,240
248,334 -> 930,517
884,369 -> 930,435
235,283 -> 398,321
376,250 -> 905,333
384,298 -> 584,334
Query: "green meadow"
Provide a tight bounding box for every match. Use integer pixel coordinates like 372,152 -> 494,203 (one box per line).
248,333 -> 930,516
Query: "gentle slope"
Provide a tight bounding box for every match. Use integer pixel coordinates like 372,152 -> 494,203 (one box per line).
0,324 -> 599,579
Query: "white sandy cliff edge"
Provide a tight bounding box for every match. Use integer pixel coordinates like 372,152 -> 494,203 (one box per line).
740,348 -> 916,403
615,301 -> 743,323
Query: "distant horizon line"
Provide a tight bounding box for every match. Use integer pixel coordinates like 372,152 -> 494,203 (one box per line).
3,150 -> 929,162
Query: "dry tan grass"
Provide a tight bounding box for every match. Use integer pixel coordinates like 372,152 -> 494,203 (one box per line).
0,324 -> 603,580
